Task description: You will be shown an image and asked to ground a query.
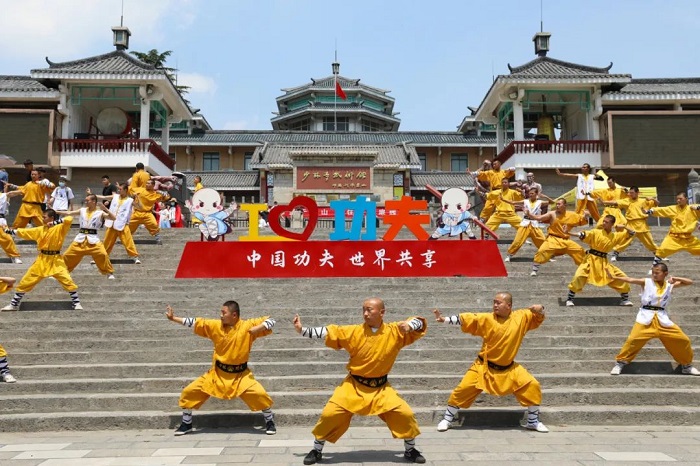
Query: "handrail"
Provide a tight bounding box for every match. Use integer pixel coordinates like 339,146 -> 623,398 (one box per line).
495,139 -> 607,164
56,138 -> 175,170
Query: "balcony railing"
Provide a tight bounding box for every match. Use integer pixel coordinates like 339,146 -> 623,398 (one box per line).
496,140 -> 607,164
57,138 -> 174,170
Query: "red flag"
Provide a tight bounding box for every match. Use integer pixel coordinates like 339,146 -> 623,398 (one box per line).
335,81 -> 347,100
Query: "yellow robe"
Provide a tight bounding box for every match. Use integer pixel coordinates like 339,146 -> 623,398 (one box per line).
568,228 -> 631,293
614,198 -> 658,253
533,211 -> 588,265
592,187 -> 627,226
14,216 -> 78,293
14,181 -> 53,227
129,169 -> 151,195
187,317 -> 271,400
485,188 -> 523,231
477,168 -> 514,219
448,310 -> 543,407
651,204 -> 700,258
129,190 -> 170,235
323,318 -> 427,415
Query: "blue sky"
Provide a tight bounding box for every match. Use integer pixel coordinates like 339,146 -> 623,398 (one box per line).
2,0 -> 700,131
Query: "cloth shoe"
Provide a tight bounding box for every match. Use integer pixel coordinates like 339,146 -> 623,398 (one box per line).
610,362 -> 626,375
681,365 -> 700,376
1,373 -> 17,383
620,299 -> 634,306
12,257 -> 22,264
174,422 -> 193,436
530,270 -> 537,277
303,449 -> 322,465
524,421 -> 549,433
565,300 -> 575,307
265,420 -> 277,435
2,304 -> 19,312
108,274 -> 115,280
504,255 -> 511,262
610,251 -> 619,262
437,419 -> 451,432
133,257 -> 141,264
404,448 -> 426,464
72,303 -> 83,310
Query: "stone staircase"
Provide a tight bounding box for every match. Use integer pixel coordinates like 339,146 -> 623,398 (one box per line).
0,225 -> 699,432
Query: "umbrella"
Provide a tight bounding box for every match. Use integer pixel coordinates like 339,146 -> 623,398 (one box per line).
0,154 -> 17,168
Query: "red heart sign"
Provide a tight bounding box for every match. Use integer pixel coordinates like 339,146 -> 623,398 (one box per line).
268,196 -> 319,241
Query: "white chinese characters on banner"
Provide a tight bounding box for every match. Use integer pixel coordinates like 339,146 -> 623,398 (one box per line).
320,249 -> 334,268
247,250 -> 261,268
373,249 -> 391,270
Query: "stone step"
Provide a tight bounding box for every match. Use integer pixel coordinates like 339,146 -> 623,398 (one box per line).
2,387 -> 699,414
6,345 -> 693,365
8,360 -> 683,380
1,403 -> 698,432
5,335 -> 700,352
3,372 -> 698,395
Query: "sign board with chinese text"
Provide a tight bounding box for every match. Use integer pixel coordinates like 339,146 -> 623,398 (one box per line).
296,167 -> 371,190
176,240 -> 506,278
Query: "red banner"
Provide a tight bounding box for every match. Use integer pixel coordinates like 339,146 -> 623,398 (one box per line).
296,167 -> 371,190
176,240 -> 507,278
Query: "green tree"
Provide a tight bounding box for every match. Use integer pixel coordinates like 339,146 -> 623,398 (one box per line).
130,49 -> 191,98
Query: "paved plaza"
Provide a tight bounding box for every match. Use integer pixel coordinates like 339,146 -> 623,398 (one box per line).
0,425 -> 699,465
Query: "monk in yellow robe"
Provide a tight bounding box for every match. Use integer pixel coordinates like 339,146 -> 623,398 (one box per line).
129,179 -> 170,244
11,170 -> 54,227
2,210 -> 82,311
473,160 -> 515,221
166,301 -> 277,436
484,178 -> 524,232
647,192 -> 700,267
565,215 -> 636,306
602,186 -> 658,261
433,292 -> 548,433
592,177 -> 627,227
526,198 -> 588,276
0,276 -> 17,382
293,298 -> 427,465
128,162 -> 151,196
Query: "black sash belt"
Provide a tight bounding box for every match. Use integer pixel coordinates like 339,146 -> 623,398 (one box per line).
79,228 -> 98,234
587,249 -> 608,258
351,373 -> 388,388
23,201 -> 43,205
642,305 -> 665,311
215,361 -> 248,373
0,214 -> 5,218
478,355 -> 514,371
40,250 -> 60,255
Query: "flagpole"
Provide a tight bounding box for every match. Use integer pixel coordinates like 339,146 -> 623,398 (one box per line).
333,48 -> 338,132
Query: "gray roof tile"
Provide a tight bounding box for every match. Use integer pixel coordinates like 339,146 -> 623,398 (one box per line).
31,51 -> 165,76
0,75 -> 55,92
281,75 -> 391,98
605,78 -> 700,95
504,56 -> 630,80
251,144 -> 421,169
411,172 -> 475,190
183,171 -> 259,191
157,131 -> 496,146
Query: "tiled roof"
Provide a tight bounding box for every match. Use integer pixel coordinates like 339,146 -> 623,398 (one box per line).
603,78 -> 700,99
281,75 -> 391,98
0,75 -> 56,92
411,172 -> 475,190
250,144 -> 421,169
31,51 -> 165,76
183,171 -> 259,191
507,56 -> 622,77
157,131 -> 497,147
270,102 -> 398,123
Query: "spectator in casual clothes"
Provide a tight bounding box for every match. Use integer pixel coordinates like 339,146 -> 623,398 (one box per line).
0,169 -> 8,192
23,159 -> 34,183
49,177 -> 74,215
101,175 -> 118,208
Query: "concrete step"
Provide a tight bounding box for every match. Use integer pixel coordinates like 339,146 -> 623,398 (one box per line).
1,403 -> 699,432
2,387 -> 700,414
3,372 -> 699,395
9,360 -> 684,380
7,345 -> 694,365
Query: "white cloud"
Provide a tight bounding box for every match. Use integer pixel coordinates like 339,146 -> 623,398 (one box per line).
0,0 -> 198,68
176,72 -> 218,95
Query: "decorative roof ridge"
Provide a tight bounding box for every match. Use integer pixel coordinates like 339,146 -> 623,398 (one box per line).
629,77 -> 700,84
36,50 -> 161,72
281,75 -> 389,94
0,74 -> 35,80
507,56 -> 613,75
195,130 -> 471,136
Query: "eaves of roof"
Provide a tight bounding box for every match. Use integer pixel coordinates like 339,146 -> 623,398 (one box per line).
156,131 -> 497,147
270,104 -> 400,124
30,50 -> 165,77
181,170 -> 259,191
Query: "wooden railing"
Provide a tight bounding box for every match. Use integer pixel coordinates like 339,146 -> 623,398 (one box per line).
57,138 -> 175,170
495,140 -> 607,163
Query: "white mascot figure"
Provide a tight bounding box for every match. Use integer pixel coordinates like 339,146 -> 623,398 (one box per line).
429,187 -> 477,240
185,188 -> 238,240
